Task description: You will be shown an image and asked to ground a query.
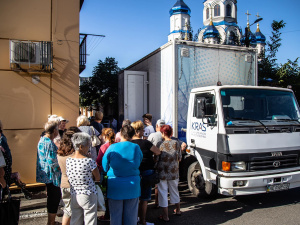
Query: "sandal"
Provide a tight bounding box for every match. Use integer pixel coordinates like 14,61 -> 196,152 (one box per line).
158,215 -> 169,222
173,209 -> 182,216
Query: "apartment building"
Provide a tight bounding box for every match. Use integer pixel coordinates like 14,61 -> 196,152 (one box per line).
0,0 -> 84,184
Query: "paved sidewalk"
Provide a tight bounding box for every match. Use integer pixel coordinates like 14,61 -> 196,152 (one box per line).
10,186 -> 49,221
11,186 -> 106,224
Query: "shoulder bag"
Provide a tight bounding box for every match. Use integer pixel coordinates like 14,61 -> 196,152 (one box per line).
90,126 -> 101,147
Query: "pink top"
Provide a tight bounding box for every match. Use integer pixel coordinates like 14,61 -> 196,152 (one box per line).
96,142 -> 111,172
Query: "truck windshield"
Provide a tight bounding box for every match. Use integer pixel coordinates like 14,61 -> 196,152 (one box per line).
221,88 -> 300,126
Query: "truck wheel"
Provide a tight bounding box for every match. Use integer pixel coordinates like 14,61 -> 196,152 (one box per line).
187,161 -> 217,198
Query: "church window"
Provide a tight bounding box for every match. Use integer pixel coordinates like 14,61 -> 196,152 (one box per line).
206,8 -> 209,20
226,4 -> 232,17
214,4 -> 220,17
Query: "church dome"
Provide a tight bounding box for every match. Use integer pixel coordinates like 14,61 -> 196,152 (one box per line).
255,25 -> 266,44
203,22 -> 220,39
240,28 -> 257,46
169,0 -> 191,16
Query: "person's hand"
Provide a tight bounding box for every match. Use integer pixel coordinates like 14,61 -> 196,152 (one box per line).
181,142 -> 187,151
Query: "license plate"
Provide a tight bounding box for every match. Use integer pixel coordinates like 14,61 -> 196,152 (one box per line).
267,183 -> 290,192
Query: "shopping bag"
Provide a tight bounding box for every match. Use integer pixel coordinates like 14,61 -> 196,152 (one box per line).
91,126 -> 101,147
96,185 -> 106,212
0,188 -> 20,225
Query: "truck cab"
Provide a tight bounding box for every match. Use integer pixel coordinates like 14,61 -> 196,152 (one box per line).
186,85 -> 300,197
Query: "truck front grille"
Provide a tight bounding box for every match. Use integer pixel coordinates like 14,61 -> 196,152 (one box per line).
249,154 -> 298,171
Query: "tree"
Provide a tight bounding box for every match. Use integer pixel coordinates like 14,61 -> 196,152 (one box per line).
277,58 -> 300,86
193,28 -> 201,42
80,57 -> 120,113
258,20 -> 286,85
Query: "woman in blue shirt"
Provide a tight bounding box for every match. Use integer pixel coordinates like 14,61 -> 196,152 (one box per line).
102,125 -> 143,225
36,121 -> 61,225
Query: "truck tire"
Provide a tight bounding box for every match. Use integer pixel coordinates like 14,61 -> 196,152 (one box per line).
179,155 -> 197,181
187,161 -> 217,198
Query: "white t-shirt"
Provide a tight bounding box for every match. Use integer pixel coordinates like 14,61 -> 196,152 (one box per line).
148,131 -> 162,146
143,125 -> 155,138
66,157 -> 97,195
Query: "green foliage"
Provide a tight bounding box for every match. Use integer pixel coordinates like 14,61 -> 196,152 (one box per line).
193,28 -> 201,42
258,20 -> 287,85
277,58 -> 300,86
79,57 -> 120,111
258,20 -> 300,96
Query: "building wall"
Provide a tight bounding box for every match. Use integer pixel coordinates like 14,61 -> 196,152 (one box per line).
0,0 -> 80,184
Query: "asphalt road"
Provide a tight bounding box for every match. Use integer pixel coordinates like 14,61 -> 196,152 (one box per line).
20,182 -> 300,225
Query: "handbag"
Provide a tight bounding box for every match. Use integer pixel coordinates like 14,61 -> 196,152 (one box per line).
90,126 -> 101,147
95,184 -> 106,212
0,187 -> 21,225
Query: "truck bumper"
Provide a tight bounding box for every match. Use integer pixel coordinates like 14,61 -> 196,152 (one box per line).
218,170 -> 300,196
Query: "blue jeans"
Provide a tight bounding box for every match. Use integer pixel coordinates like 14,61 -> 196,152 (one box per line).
140,170 -> 154,201
108,197 -> 139,225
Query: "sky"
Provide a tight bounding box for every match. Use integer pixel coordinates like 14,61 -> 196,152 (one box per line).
79,0 -> 300,77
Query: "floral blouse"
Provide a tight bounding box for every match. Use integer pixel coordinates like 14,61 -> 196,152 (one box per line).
36,136 -> 61,187
156,140 -> 182,180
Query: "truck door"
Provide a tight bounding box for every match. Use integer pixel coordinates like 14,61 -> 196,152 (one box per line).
187,91 -> 218,153
124,70 -> 148,122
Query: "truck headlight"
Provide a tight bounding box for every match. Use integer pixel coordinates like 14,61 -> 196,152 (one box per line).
231,162 -> 246,171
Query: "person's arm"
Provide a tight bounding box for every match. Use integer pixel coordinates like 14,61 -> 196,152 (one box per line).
96,147 -> 104,170
0,167 -> 6,188
102,147 -> 111,172
150,145 -> 161,155
181,142 -> 187,151
92,167 -> 101,182
177,142 -> 182,162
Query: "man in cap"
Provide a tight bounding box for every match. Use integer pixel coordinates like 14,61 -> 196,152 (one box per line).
148,119 -> 165,146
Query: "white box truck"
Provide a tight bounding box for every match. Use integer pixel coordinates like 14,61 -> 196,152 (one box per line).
119,40 -> 300,197
119,40 -> 257,139
185,85 -> 300,197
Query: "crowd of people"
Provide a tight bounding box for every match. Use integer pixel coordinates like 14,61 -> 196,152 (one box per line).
30,112 -> 186,225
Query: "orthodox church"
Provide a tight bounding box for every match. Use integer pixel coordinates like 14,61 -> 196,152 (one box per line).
168,0 -> 266,54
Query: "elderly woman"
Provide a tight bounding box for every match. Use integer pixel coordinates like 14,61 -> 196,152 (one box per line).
57,127 -> 81,225
131,120 -> 160,225
66,132 -> 100,225
102,125 -> 143,225
76,115 -> 100,161
156,125 -> 182,222
36,121 -> 62,225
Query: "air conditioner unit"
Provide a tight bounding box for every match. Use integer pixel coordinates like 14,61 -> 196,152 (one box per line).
10,40 -> 41,64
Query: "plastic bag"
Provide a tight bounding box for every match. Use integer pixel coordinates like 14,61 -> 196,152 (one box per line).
96,185 -> 106,212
